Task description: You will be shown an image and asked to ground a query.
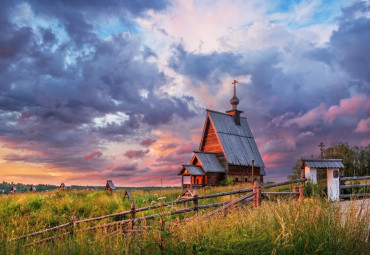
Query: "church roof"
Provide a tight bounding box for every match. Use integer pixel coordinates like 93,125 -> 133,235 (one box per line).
205,110 -> 265,175
178,165 -> 205,176
193,152 -> 225,173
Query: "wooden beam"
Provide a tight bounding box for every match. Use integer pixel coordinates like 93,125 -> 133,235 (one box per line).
340,184 -> 370,189
13,222 -> 72,241
198,178 -> 307,200
299,184 -> 304,201
206,192 -> 254,217
262,192 -> 299,195
340,193 -> 370,199
340,176 -> 370,181
253,181 -> 261,208
251,159 -> 254,183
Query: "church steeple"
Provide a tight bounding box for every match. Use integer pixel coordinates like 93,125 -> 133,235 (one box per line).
226,80 -> 243,125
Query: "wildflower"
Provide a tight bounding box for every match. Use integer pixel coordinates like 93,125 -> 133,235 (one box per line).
158,196 -> 166,201
151,200 -> 156,205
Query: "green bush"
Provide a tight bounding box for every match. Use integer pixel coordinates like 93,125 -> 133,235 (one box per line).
304,180 -> 320,197
220,177 -> 234,186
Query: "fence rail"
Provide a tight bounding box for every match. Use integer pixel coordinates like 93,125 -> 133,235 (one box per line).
340,184 -> 370,189
198,178 -> 307,199
340,176 -> 370,181
339,175 -> 370,199
339,193 -> 370,199
11,179 -> 306,245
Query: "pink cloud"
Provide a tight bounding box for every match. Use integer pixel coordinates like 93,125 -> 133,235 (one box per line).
140,138 -> 157,147
124,149 -> 150,159
284,94 -> 370,128
285,103 -> 327,128
262,138 -> 296,153
83,151 -> 103,160
355,117 -> 370,133
176,143 -> 195,155
326,94 -> 370,123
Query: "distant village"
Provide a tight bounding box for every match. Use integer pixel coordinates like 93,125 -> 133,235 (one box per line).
0,180 -> 177,194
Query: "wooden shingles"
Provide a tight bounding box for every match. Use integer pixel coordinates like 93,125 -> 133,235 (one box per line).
193,152 -> 225,173
207,110 -> 265,174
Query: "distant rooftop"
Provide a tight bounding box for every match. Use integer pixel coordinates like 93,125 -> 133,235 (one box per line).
302,159 -> 344,169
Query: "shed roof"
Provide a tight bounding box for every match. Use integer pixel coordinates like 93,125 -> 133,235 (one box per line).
178,165 -> 205,176
194,152 -> 225,173
207,110 -> 265,175
302,159 -> 344,169
106,180 -> 116,190
11,186 -> 16,191
29,185 -> 36,191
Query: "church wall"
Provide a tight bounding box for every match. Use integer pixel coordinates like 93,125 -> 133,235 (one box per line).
206,173 -> 225,186
228,165 -> 262,183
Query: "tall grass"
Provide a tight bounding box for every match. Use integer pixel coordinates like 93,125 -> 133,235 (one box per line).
1,187 -> 369,254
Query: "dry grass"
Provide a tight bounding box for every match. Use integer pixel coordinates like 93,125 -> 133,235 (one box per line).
1,187 -> 369,254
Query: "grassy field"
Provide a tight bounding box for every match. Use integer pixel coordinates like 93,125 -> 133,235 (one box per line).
0,184 -> 369,254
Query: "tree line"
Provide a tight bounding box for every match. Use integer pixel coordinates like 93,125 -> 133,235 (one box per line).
288,142 -> 369,180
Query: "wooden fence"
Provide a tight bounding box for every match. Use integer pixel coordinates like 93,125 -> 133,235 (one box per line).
339,175 -> 370,199
11,178 -> 307,246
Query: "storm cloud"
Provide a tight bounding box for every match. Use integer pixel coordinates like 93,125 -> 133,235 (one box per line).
0,0 -> 369,185
0,0 -> 194,174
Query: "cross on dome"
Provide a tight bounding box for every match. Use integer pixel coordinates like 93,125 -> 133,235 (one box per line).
232,80 -> 238,97
230,80 -> 239,110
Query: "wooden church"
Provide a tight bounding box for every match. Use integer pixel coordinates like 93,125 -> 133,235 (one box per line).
178,80 -> 265,189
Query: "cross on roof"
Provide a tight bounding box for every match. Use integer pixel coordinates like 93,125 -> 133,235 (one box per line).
232,80 -> 238,97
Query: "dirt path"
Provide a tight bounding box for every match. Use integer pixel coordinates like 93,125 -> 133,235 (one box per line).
338,199 -> 370,218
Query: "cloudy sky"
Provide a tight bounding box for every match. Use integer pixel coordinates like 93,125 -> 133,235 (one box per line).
0,0 -> 369,186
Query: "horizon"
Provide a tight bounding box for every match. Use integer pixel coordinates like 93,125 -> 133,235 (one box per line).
1,0 -> 369,186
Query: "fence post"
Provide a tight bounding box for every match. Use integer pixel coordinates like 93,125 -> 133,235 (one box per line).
193,189 -> 198,213
130,202 -> 136,230
120,223 -> 124,235
70,214 -> 76,236
253,180 -> 261,208
299,184 -> 304,202
293,186 -> 298,202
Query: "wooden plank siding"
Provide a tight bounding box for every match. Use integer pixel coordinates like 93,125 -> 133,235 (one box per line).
201,120 -> 223,153
206,173 -> 225,186
228,165 -> 261,183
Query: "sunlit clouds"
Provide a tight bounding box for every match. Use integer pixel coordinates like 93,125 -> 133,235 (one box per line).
0,0 -> 369,185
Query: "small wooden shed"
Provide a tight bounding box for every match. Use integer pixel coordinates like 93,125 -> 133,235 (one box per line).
301,158 -> 344,201
59,183 -> 66,190
105,180 -> 116,191
29,185 -> 36,192
11,186 -> 17,194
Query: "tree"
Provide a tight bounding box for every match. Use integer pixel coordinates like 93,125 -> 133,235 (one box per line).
287,158 -> 303,180
288,142 -> 369,179
324,142 -> 369,176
